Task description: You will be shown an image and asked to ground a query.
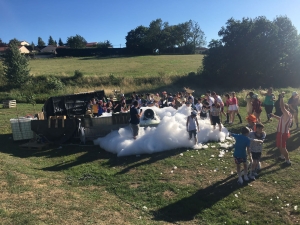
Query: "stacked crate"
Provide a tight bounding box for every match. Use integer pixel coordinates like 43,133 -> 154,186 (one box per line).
3,100 -> 16,108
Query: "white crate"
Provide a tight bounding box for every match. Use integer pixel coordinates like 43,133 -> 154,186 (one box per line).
3,100 -> 16,108
10,118 -> 35,141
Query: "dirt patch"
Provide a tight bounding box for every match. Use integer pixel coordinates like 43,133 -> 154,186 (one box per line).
163,190 -> 176,200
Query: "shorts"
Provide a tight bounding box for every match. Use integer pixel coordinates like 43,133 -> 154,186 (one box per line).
211,116 -> 221,125
229,105 -> 238,111
234,157 -> 247,164
130,123 -> 139,137
251,152 -> 262,160
188,129 -> 197,139
276,132 -> 290,148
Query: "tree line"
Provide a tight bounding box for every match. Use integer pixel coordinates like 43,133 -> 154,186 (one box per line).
125,18 -> 206,54
200,16 -> 300,87
1,16 -> 300,89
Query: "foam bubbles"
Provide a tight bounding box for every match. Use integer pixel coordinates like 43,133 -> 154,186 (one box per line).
94,105 -> 229,157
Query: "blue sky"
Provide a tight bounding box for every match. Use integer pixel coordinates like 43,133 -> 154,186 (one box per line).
1,0 -> 299,47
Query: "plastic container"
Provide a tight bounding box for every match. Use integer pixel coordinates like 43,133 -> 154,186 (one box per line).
10,117 -> 36,141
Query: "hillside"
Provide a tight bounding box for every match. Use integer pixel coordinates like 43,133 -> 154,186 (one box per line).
29,55 -> 204,77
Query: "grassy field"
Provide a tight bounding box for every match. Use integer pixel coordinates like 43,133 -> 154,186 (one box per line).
28,55 -> 203,77
0,102 -> 300,224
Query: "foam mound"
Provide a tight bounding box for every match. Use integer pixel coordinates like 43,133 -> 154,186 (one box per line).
94,105 -> 229,157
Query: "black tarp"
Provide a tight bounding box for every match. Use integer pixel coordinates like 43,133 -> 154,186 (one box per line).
43,90 -> 105,118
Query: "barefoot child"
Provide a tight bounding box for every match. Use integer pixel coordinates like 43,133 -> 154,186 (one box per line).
211,103 -> 222,131
230,127 -> 252,185
248,123 -> 266,179
186,111 -> 200,146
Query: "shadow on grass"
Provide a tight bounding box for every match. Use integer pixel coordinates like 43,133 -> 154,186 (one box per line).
103,148 -> 188,175
152,174 -> 241,223
0,133 -> 187,172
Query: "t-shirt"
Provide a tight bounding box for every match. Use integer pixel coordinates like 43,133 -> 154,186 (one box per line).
215,95 -> 224,107
248,131 -> 266,153
288,97 -> 299,112
195,103 -> 202,112
232,97 -> 238,105
264,94 -> 275,106
231,133 -> 251,158
207,96 -> 214,106
130,107 -> 140,124
210,107 -> 220,116
187,116 -> 197,131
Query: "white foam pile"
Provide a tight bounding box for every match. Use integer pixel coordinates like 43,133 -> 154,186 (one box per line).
94,105 -> 230,157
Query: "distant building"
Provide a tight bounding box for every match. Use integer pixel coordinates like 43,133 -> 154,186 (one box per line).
19,46 -> 30,54
40,45 -> 57,54
20,41 -> 30,46
86,42 -> 97,48
195,47 -> 208,54
0,46 -> 29,55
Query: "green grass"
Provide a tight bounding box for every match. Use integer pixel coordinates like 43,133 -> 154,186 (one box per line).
0,102 -> 300,224
28,55 -> 203,77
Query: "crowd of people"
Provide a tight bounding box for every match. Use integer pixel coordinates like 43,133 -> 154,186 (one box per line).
232,90 -> 298,184
87,88 -> 299,185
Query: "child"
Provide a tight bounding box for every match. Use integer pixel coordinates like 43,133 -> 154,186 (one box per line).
248,123 -> 266,179
195,98 -> 203,113
211,103 -> 222,131
230,127 -> 252,185
245,92 -> 254,115
246,114 -> 257,132
200,102 -> 210,120
186,111 -> 200,146
252,94 -> 262,123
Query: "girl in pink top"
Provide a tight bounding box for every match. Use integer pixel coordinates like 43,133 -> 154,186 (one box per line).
229,92 -> 242,124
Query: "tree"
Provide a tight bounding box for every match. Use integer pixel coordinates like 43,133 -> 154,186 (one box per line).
48,36 -> 55,45
58,38 -> 64,46
201,16 -> 300,87
189,20 -> 206,53
0,38 -> 7,47
97,40 -> 113,48
31,41 -> 35,50
66,34 -> 87,48
125,25 -> 150,54
8,38 -> 20,46
37,37 -> 45,47
3,42 -> 30,88
146,18 -> 167,53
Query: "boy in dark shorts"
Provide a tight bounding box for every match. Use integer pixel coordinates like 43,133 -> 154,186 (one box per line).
248,123 -> 266,179
230,127 -> 252,185
211,103 -> 222,131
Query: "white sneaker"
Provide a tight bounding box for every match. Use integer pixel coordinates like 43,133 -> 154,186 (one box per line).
285,160 -> 292,165
249,174 -> 256,180
237,177 -> 243,185
244,175 -> 249,181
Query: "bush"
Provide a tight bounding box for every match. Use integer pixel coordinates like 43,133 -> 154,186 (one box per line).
46,76 -> 64,91
73,70 -> 84,79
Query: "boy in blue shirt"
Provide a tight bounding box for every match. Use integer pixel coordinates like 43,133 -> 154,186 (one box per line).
231,127 -> 252,185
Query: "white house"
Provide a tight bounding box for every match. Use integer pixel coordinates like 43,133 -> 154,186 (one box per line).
20,41 -> 30,46
19,46 -> 30,54
0,46 -> 29,54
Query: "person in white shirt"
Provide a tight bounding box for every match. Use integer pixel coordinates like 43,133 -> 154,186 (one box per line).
212,91 -> 226,122
195,98 -> 203,113
186,111 -> 200,145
